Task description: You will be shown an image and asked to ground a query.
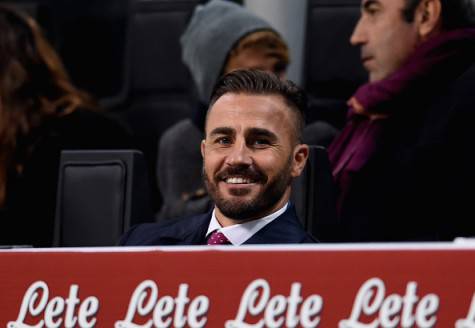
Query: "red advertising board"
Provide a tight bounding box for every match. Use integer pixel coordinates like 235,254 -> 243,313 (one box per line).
1,243 -> 475,327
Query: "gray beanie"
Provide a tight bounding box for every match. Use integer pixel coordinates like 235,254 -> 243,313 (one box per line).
181,0 -> 273,103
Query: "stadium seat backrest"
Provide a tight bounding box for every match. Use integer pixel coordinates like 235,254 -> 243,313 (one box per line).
54,150 -> 153,247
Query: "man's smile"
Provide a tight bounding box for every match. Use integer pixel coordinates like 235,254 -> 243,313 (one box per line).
224,177 -> 255,184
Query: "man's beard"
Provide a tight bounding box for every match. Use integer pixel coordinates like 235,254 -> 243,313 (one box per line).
203,158 -> 293,221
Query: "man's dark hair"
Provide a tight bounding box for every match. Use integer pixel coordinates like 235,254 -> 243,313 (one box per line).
402,0 -> 475,29
209,69 -> 307,143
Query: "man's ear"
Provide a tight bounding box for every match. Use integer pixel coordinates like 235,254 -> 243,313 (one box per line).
200,139 -> 206,159
290,144 -> 309,178
415,0 -> 442,39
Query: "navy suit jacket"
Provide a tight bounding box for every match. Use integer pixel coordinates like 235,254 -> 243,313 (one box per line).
120,205 -> 316,245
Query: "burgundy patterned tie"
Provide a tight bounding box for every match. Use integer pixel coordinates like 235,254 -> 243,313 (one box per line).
207,230 -> 231,245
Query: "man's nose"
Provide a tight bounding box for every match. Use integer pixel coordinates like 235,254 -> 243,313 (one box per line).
225,140 -> 252,166
350,18 -> 366,46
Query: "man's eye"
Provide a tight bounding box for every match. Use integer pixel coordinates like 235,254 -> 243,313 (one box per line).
216,137 -> 231,145
251,139 -> 271,147
365,4 -> 379,15
368,8 -> 377,15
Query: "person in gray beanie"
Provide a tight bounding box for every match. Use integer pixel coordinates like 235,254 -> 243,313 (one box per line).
181,0 -> 281,104
156,0 -> 289,222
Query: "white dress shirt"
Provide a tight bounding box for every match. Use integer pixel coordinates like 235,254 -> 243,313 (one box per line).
206,203 -> 289,245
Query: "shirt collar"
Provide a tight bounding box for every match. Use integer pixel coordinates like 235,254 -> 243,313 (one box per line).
206,203 -> 288,245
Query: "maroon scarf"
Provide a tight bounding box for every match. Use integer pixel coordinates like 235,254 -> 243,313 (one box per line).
328,28 -> 475,210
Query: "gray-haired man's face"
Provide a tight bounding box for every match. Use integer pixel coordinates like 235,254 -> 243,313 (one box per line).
351,0 -> 420,82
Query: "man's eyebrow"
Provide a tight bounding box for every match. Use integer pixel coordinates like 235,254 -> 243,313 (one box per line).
209,127 -> 234,137
245,128 -> 278,142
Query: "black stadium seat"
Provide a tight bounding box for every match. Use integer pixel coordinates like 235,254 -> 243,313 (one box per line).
42,0 -> 203,211
291,146 -> 338,242
45,0 -> 130,102
54,150 -> 153,247
304,0 -> 368,127
120,0 -> 199,168
115,0 -> 201,210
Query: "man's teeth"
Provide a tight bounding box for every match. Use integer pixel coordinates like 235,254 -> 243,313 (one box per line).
225,177 -> 252,184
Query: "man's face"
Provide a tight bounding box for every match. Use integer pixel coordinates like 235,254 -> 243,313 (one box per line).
201,93 -> 307,222
224,47 -> 286,79
351,0 -> 420,82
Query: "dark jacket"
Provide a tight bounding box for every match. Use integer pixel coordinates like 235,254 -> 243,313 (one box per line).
121,205 -> 316,245
335,61 -> 475,242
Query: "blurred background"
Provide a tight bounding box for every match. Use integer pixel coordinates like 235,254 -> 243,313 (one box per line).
0,0 -> 367,219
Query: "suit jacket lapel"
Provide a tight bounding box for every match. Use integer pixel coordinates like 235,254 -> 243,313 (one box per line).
163,206 -> 311,245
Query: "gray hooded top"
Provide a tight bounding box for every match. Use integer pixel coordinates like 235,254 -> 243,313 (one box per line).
180,0 -> 274,104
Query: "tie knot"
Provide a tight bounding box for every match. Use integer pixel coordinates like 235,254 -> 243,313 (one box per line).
207,231 -> 231,245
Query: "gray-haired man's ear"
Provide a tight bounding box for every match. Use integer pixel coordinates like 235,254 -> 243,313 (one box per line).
416,0 -> 442,40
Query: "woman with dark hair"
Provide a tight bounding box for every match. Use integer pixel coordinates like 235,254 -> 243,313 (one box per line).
0,6 -> 133,246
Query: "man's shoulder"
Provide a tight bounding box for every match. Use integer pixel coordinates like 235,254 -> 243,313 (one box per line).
119,212 -> 211,246
274,206 -> 318,243
424,61 -> 475,120
450,62 -> 475,101
246,205 -> 317,244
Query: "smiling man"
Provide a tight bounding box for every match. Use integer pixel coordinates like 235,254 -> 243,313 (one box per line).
121,70 -> 315,245
156,0 -> 290,223
328,0 -> 475,241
